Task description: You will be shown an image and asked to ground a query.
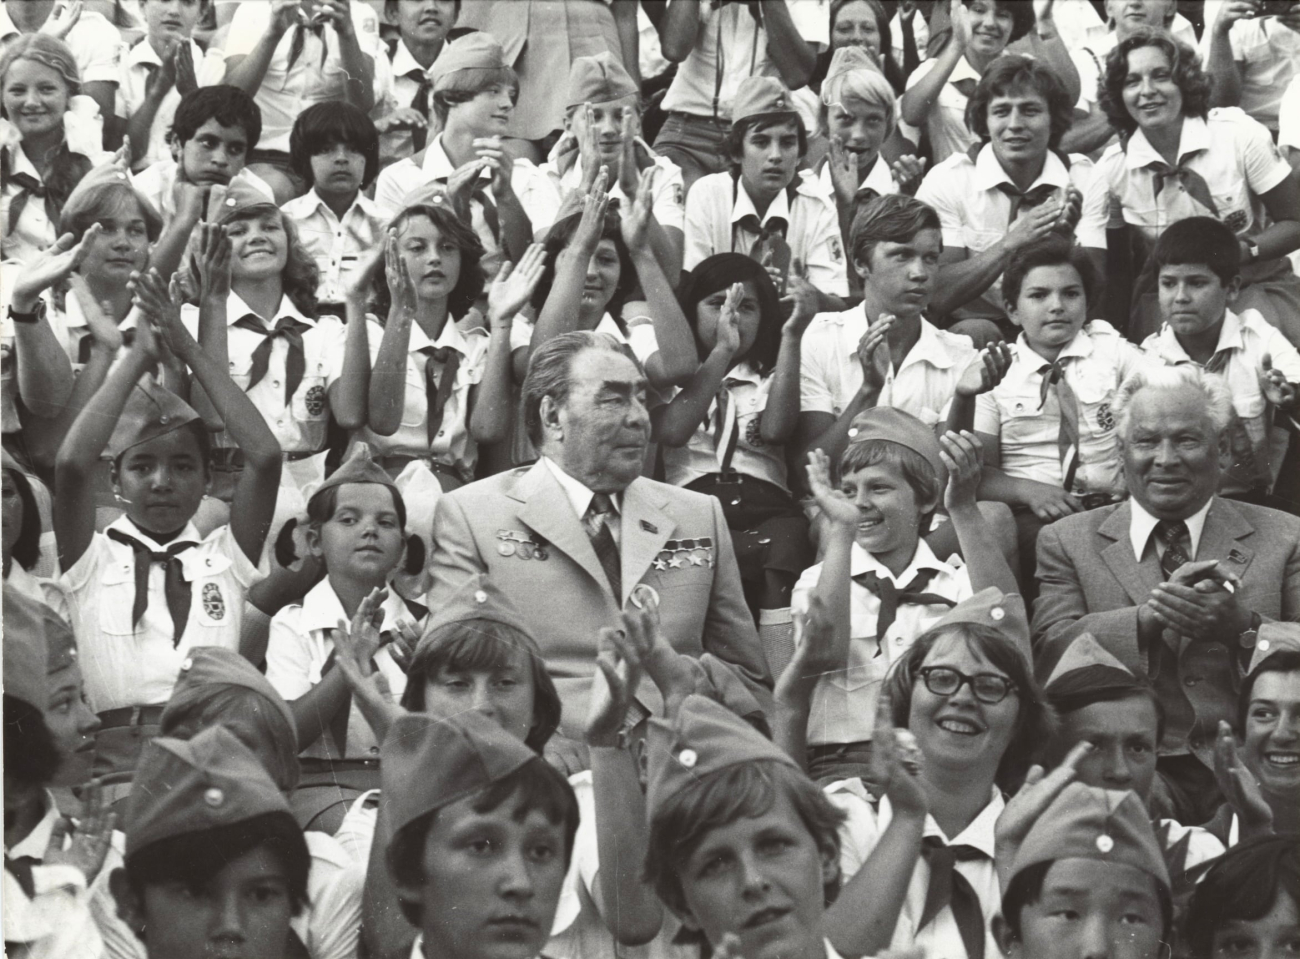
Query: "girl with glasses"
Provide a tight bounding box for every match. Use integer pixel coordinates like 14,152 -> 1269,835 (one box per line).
821,591 -> 1051,959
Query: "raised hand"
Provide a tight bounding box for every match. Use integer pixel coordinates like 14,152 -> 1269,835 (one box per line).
11,225 -> 101,310
994,740 -> 1092,891
579,104 -> 602,193
781,259 -> 820,338
131,270 -> 195,360
1053,186 -> 1084,235
586,625 -> 646,747
385,232 -> 419,320
572,166 -> 611,253
759,243 -> 786,294
473,136 -> 514,197
348,228 -> 392,304
487,243 -> 546,329
68,275 -> 123,353
940,430 -> 983,510
891,155 -> 927,196
44,778 -> 115,883
955,342 -> 1013,397
39,0 -> 83,39
172,40 -> 198,97
445,157 -> 491,221
775,593 -> 840,707
316,0 -> 356,37
827,136 -> 859,207
949,0 -> 973,49
387,620 -> 421,673
1214,0 -> 1260,35
194,223 -> 232,302
856,312 -> 893,392
270,0 -> 303,34
549,129 -> 579,177
619,165 -> 659,250
715,282 -> 744,357
1259,353 -> 1298,410
1213,720 -> 1273,837
628,595 -> 706,719
376,108 -> 428,135
869,687 -> 928,818
618,110 -> 642,198
806,448 -> 860,527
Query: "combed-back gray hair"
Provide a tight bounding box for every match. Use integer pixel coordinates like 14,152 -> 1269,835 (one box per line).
522,330 -> 635,446
1113,364 -> 1234,439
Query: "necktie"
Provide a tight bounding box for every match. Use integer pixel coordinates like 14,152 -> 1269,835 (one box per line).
106,528 -> 198,647
421,345 -> 461,447
852,569 -> 956,654
1153,519 -> 1192,580
919,837 -> 988,959
1204,349 -> 1232,376
1038,360 -> 1081,492
232,315 -> 311,405
952,78 -> 978,100
5,171 -> 57,238
1147,158 -> 1220,218
583,493 -> 621,598
472,182 -> 500,238
736,213 -> 791,264
4,855 -> 39,898
407,70 -> 433,153
286,21 -> 327,70
995,182 -> 1060,224
712,383 -> 741,472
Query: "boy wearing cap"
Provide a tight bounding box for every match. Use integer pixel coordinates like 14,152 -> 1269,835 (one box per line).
684,75 -> 847,305
374,31 -> 532,280
790,416 -> 1017,783
513,52 -> 685,279
53,288 -> 281,788
110,726 -> 312,959
993,782 -> 1173,959
382,710 -> 580,959
643,694 -> 848,959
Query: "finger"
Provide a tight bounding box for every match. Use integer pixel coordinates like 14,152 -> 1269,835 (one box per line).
47,816 -> 69,854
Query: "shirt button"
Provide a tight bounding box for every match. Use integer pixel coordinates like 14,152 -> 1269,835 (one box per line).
369,746 -> 379,755
1183,675 -> 1201,687
437,430 -> 445,437
272,380 -> 281,388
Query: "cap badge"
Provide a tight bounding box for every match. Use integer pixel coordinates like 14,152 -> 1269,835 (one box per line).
181,657 -> 193,671
1258,638 -> 1271,652
1095,834 -> 1114,853
475,590 -> 488,604
991,607 -> 1005,621
204,787 -> 225,808
678,748 -> 698,768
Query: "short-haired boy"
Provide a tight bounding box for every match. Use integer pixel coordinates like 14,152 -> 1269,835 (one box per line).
282,100 -> 387,311
684,75 -> 848,303
994,782 -> 1173,959
644,693 -> 848,959
790,410 -> 1018,782
974,237 -> 1148,585
1183,834 -> 1300,957
383,710 -> 580,959
110,726 -> 312,958
374,31 -> 532,279
1140,216 -> 1300,503
513,51 -> 685,279
53,287 -> 281,787
118,0 -> 226,171
374,0 -> 459,164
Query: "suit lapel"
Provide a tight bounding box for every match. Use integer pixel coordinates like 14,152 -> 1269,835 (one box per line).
619,479 -> 676,605
1097,502 -> 1163,607
515,463 -> 611,596
1198,497 -> 1256,578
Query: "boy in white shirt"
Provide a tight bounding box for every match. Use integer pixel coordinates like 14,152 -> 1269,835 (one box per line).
373,0 -> 458,165
1140,217 -> 1300,503
1201,1 -> 1300,135
684,75 -> 848,305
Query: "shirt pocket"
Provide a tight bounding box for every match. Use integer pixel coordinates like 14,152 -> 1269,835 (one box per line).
400,360 -> 428,430
290,362 -> 330,423
227,350 -> 255,393
186,554 -> 236,630
826,637 -> 888,692
99,562 -> 141,637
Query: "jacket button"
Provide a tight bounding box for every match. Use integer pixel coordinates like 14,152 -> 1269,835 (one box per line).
1184,675 -> 1201,686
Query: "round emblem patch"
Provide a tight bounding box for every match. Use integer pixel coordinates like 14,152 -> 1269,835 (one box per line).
304,385 -> 326,416
1096,402 -> 1114,432
745,414 -> 765,448
202,583 -> 226,622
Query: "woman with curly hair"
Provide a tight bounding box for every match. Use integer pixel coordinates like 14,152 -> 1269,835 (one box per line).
355,201 -> 545,489
0,34 -> 109,265
1085,27 -> 1300,344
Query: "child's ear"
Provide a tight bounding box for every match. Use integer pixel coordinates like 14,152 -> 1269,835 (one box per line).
109,868 -> 148,941
1225,274 -> 1242,303
992,914 -> 1018,956
852,254 -> 872,282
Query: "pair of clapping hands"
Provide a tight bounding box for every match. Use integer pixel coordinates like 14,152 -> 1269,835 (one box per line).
854,317 -> 1014,399
551,105 -> 657,201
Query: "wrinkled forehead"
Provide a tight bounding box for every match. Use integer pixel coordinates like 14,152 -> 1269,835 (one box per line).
1123,385 -> 1214,433
565,347 -> 645,396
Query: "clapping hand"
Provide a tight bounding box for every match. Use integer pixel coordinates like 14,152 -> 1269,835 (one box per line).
587,623 -> 647,748
129,269 -> 195,360
385,231 -> 419,321
629,594 -> 708,719
1052,187 -> 1084,236
1213,720 -> 1273,838
870,687 -> 928,818
891,155 -> 927,196
549,129 -> 580,177
806,448 -> 860,528
1006,198 -> 1065,252
194,223 -> 232,302
781,259 -> 820,338
572,166 -> 611,254
827,137 -> 859,208
1259,354 -> 1297,410
11,226 -> 101,311
714,282 -> 744,357
487,243 -> 546,330
856,313 -> 893,392
775,593 -> 842,709
44,779 -> 115,883
955,342 -> 1013,397
1148,563 -> 1251,644
473,136 -> 514,198
994,740 -> 1092,892
948,0 -> 973,49
619,166 -> 659,251
939,430 -> 983,511
39,0 -> 82,39
445,157 -> 491,223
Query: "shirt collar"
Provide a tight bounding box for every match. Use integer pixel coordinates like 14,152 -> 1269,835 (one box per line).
897,315 -> 961,372
1152,309 -> 1243,363
973,142 -> 1072,193
7,140 -> 41,181
848,537 -> 953,581
859,153 -> 896,196
542,456 -> 622,520
410,316 -> 468,355
391,38 -> 426,78
297,187 -> 379,223
106,515 -> 203,551
880,786 -> 1003,852
1014,326 -> 1095,367
422,134 -> 491,185
723,360 -> 764,387
950,53 -> 982,87
6,790 -> 61,859
1128,496 -> 1214,562
299,578 -> 415,634
1125,115 -> 1211,171
225,290 -> 313,328
731,179 -> 792,228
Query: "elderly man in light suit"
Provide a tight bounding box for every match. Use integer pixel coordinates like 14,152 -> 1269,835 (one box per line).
1033,364 -> 1300,824
426,331 -> 772,765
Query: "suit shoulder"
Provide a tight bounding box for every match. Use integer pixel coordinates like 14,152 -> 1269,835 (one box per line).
1052,503 -> 1118,539
1224,498 -> 1300,535
442,468 -> 527,506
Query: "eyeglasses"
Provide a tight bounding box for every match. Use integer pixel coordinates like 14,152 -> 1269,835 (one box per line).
918,666 -> 1017,705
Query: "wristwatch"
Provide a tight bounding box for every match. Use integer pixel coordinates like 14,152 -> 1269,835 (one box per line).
6,302 -> 43,325
1237,611 -> 1262,650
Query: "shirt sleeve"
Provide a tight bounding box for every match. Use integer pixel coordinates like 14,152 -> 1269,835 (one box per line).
302,835 -> 365,959
799,200 -> 849,297
798,325 -> 837,415
223,2 -> 272,59
1280,76 -> 1300,151
1234,110 -> 1292,196
973,389 -> 1001,436
786,0 -> 831,49
651,158 -> 688,233
373,163 -> 412,217
264,610 -> 319,701
58,533 -> 107,594
1070,159 -> 1108,249
683,175 -> 719,271
915,164 -> 965,248
1079,153 -> 1113,250
68,15 -> 123,85
209,522 -> 265,587
511,160 -> 562,238
1261,321 -> 1300,382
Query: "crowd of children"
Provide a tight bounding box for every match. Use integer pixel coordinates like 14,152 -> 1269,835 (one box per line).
3,1 -> 1300,957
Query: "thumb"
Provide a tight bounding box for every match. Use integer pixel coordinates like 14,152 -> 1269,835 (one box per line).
46,816 -> 70,855
1262,352 -> 1273,373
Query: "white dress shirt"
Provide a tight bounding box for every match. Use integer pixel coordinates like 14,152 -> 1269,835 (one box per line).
281,189 -> 390,304
1128,496 -> 1214,564
116,36 -> 224,168
543,455 -> 622,546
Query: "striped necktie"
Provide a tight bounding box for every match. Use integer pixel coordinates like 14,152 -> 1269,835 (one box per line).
1153,519 -> 1192,580
583,493 -> 621,598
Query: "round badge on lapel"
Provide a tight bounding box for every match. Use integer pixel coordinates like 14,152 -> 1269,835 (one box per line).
678,749 -> 697,768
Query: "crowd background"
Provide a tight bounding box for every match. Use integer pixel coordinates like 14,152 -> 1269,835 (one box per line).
2,1 -> 1300,958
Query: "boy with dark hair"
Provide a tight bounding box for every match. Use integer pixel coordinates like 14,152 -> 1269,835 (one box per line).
644,693 -> 847,959
993,781 -> 1173,959
790,411 -> 1016,783
283,100 -> 386,311
110,725 -> 313,958
1183,834 -> 1300,958
684,75 -> 847,303
383,709 -> 579,959
1141,216 -> 1300,504
374,0 -> 459,164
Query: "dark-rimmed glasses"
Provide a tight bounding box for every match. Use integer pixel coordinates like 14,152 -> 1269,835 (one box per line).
918,666 -> 1017,704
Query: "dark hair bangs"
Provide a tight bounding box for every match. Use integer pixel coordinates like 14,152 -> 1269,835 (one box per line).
1002,858 -> 1172,943
677,253 -> 784,374
1185,835 -> 1300,958
3,693 -> 61,787
289,100 -> 381,190
1150,216 -> 1241,287
306,481 -> 408,531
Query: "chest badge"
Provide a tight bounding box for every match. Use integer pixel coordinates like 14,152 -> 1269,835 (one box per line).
202,583 -> 226,621
304,385 -> 326,416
